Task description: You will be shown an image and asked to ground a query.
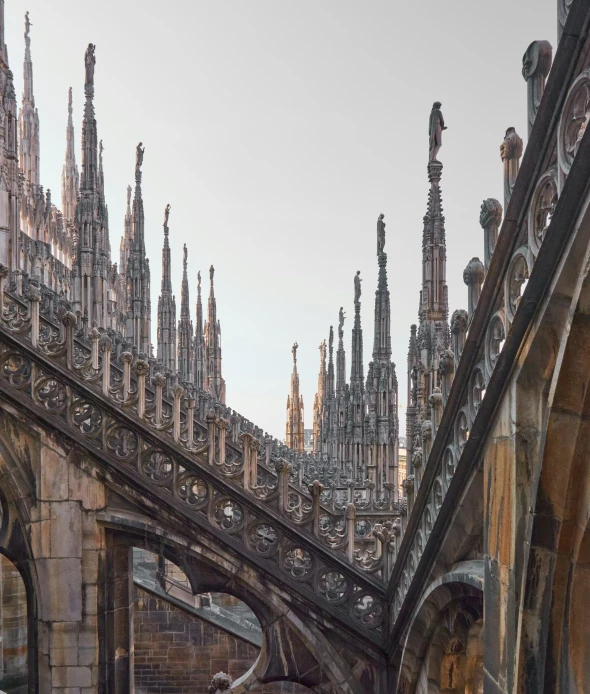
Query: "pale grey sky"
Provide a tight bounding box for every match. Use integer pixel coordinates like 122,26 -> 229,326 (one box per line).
7,0 -> 556,438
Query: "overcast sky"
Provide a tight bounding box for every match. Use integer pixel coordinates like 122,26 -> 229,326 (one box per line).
6,0 -> 556,438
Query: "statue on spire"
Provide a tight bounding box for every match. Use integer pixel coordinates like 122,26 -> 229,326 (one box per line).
135,142 -> 145,175
339,307 -> 346,334
84,44 -> 96,88
183,244 -> 188,270
377,214 -> 386,255
164,204 -> 171,228
292,342 -> 298,366
209,265 -> 215,283
428,101 -> 447,162
24,11 -> 31,42
354,271 -> 362,306
198,271 -> 201,290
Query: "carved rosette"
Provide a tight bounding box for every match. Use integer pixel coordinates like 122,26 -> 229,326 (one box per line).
528,169 -> 558,255
505,248 -> 531,322
558,67 -> 590,179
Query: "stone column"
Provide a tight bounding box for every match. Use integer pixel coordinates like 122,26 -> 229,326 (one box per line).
104,535 -> 134,693
522,40 -> 553,136
501,128 -> 523,211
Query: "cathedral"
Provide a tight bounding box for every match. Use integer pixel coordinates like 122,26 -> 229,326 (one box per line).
0,0 -> 587,692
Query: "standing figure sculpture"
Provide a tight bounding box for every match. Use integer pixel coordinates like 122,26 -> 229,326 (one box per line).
354,271 -> 362,305
339,307 -> 345,332
85,44 -> 96,87
377,213 -> 386,255
136,142 -> 145,174
164,204 -> 171,227
428,101 -> 447,162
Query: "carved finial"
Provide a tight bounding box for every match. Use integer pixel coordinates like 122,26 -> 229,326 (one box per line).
522,41 -> 553,136
428,101 -> 447,163
183,244 -> 188,271
500,127 -> 523,162
198,271 -> 201,291
126,184 -> 132,208
164,203 -> 171,229
339,307 -> 345,332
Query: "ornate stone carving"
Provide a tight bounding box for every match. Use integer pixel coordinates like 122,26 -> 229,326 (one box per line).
209,672 -> 232,694
500,127 -> 523,210
529,171 -> 558,253
463,258 -> 485,320
505,250 -> 530,320
558,67 -> 590,177
522,41 -> 553,136
480,198 -> 503,271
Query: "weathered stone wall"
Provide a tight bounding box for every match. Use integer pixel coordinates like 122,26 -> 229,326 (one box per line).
134,587 -> 309,694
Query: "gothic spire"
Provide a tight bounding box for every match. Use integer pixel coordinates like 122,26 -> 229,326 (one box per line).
336,307 -> 346,394
120,184 -> 132,276
422,104 -> 448,324
0,1 -> 6,59
204,265 -> 225,402
131,143 -> 145,252
350,271 -> 364,387
61,87 -> 79,224
286,342 -> 304,452
313,340 -> 327,453
80,43 -> 97,193
125,142 -> 151,353
19,11 -> 39,186
372,214 -> 391,361
195,270 -> 205,390
157,204 -> 176,371
327,325 -> 335,398
178,243 -> 194,383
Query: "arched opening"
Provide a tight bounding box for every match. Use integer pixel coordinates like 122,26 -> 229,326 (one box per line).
0,554 -> 28,693
396,573 -> 483,694
132,548 -> 264,693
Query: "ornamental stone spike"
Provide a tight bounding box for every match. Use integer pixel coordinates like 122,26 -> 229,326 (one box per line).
62,86 -> 79,225
126,141 -> 151,354
20,10 -> 39,187
522,41 -> 553,136
157,203 -> 176,371
178,243 -> 194,383
286,342 -> 304,452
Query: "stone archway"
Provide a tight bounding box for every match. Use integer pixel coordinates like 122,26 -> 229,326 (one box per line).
395,564 -> 483,694
98,515 -> 371,694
